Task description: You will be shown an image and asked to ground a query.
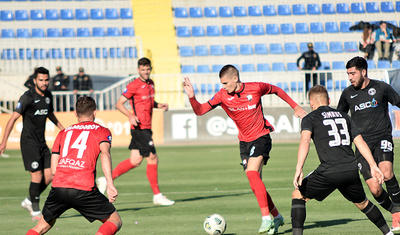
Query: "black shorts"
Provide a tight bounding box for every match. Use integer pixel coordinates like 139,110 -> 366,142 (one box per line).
42,187 -> 116,223
299,170 -> 366,203
129,129 -> 156,157
239,134 -> 272,170
355,136 -> 394,180
20,141 -> 51,172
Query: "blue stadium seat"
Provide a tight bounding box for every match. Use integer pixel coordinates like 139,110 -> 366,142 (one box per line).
105,8 -> 118,19
123,47 -> 135,58
269,43 -> 283,54
179,46 -> 194,57
307,4 -> 321,14
221,25 -> 235,36
95,47 -> 101,58
195,45 -> 208,56
314,42 -> 328,53
120,8 -> 133,19
278,5 -> 291,15
332,61 -> 345,70
192,84 -> 199,94
392,60 -> 400,69
122,27 -> 134,36
397,1 -> 400,12
207,25 -> 220,36
272,63 -> 285,71
287,62 -> 298,71
263,5 -> 276,16
344,41 -> 358,52
51,48 -> 62,59
30,10 -> 44,20
92,27 -> 105,37
284,42 -> 298,54
32,28 -> 44,38
337,3 -> 350,14
310,22 -> 324,33
277,82 -> 289,91
366,2 -> 380,13
107,27 -> 120,37
210,45 -> 224,56
76,9 -> 89,20
381,1 -> 395,12
15,10 -> 28,21
174,7 -> 188,18
240,44 -> 253,55
1,29 -> 14,38
242,64 -> 255,72
17,28 -> 29,38
197,65 -> 210,73
248,6 -> 262,16
326,79 -> 333,91
70,48 -> 77,59
60,9 -> 74,20
47,28 -> 60,37
1,10 -> 13,21
62,28 -> 74,37
182,65 -> 195,74
18,48 -> 25,60
45,9 -> 58,20
257,63 -> 270,72
290,81 -> 298,92
322,3 -> 335,14
212,64 -> 223,73
251,24 -> 264,35
237,25 -> 250,36
292,4 -> 306,15
378,60 -> 390,69
299,42 -> 309,52
109,48 -> 117,58
254,43 -> 268,54
204,7 -> 217,17
176,26 -> 190,37
321,61 -> 330,70
190,7 -> 202,17
77,27 -> 90,37
367,60 -> 376,69
219,6 -> 233,17
225,44 -> 238,55
325,22 -> 339,33
340,21 -> 352,33
296,23 -> 309,34
280,23 -> 294,34
214,83 -> 221,92
90,8 -> 104,19
329,41 -> 343,53
266,24 -> 279,35
234,6 -> 246,17
351,3 -> 365,13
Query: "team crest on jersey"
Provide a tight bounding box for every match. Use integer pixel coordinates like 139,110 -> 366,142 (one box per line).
368,88 -> 376,96
31,161 -> 39,169
108,135 -> 112,142
247,95 -> 253,101
45,97 -> 50,104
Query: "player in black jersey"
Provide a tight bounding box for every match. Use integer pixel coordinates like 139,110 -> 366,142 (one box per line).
337,56 -> 400,230
291,85 -> 392,235
0,67 -> 64,220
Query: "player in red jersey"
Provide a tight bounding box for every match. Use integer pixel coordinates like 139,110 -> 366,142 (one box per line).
184,65 -> 307,234
26,96 -> 122,235
97,57 -> 174,206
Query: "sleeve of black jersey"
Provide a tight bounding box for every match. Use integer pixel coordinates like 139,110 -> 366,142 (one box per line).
349,117 -> 362,141
15,93 -> 31,114
385,83 -> 400,107
301,114 -> 313,132
336,91 -> 349,113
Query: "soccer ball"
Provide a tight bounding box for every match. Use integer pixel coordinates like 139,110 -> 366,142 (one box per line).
203,214 -> 226,235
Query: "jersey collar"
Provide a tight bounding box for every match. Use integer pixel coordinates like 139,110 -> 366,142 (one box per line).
232,83 -> 245,97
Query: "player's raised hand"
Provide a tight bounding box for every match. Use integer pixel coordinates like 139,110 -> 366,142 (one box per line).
128,114 -> 140,127
107,184 -> 118,203
293,169 -> 304,189
183,77 -> 195,98
294,105 -> 307,118
370,166 -> 384,185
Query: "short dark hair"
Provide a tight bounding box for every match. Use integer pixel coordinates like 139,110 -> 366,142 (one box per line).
34,67 -> 49,79
346,56 -> 368,71
138,57 -> 152,67
76,96 -> 96,117
219,64 -> 239,79
308,85 -> 329,103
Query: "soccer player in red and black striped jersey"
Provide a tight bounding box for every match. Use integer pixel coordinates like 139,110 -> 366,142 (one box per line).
26,96 -> 122,235
97,57 -> 174,206
183,65 -> 307,234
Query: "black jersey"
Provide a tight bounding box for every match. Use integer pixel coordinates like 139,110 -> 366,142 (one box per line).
337,79 -> 400,140
301,106 -> 360,173
15,88 -> 54,144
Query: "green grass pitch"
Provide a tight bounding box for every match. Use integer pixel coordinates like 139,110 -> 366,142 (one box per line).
0,142 -> 397,234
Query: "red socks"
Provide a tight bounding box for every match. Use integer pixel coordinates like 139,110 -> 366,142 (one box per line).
112,159 -> 136,180
97,221 -> 118,235
246,171 -> 270,216
147,164 -> 160,195
26,229 -> 39,235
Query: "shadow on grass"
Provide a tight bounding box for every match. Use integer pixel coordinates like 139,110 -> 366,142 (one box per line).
280,218 -> 366,234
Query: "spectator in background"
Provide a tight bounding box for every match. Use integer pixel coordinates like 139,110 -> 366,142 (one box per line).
51,66 -> 70,112
24,67 -> 37,89
375,22 -> 393,61
360,25 -> 375,60
297,43 -> 321,92
73,67 -> 93,94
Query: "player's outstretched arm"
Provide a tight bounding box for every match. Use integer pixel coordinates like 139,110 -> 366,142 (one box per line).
48,113 -> 64,130
100,142 -> 118,203
116,95 -> 140,127
0,112 -> 21,154
183,77 -> 213,116
294,130 -> 312,189
353,135 -> 384,184
269,85 -> 307,118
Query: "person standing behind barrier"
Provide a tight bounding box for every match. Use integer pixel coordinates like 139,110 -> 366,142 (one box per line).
73,67 -> 93,95
375,22 -> 393,61
297,43 -> 321,92
50,66 -> 70,111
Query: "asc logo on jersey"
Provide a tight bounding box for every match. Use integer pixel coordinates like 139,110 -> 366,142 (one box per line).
34,109 -> 48,115
354,98 -> 378,111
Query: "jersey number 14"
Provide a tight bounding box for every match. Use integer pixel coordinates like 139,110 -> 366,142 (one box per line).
62,131 -> 90,159
323,118 -> 350,147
